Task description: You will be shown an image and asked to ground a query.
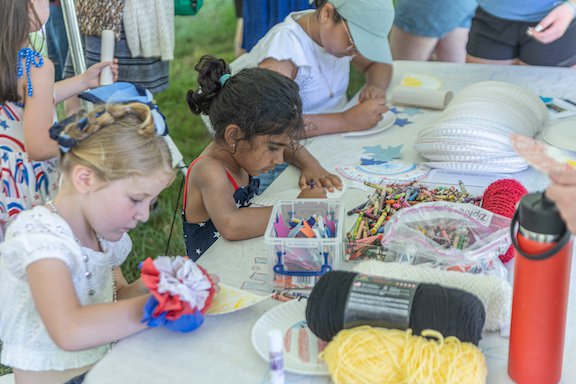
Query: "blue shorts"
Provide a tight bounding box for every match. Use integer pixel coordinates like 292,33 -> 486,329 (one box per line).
394,0 -> 478,38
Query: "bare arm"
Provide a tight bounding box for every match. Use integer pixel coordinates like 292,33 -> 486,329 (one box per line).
352,54 -> 392,102
23,58 -> 59,160
284,144 -> 342,192
547,169 -> 576,233
190,160 -> 273,240
54,61 -> 116,103
257,57 -> 388,137
114,269 -> 149,299
27,259 -> 148,351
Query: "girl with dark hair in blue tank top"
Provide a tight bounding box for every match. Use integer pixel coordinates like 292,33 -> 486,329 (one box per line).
183,55 -> 341,260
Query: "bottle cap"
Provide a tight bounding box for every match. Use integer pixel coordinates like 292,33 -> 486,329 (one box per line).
518,192 -> 566,236
268,329 -> 283,353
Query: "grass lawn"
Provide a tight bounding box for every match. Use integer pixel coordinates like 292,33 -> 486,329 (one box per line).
121,0 -> 238,282
0,0 -> 365,376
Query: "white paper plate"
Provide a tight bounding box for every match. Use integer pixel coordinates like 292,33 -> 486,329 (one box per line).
421,153 -> 523,163
205,284 -> 268,316
414,142 -> 517,156
542,118 -> 576,152
423,161 -> 528,174
251,300 -> 329,376
343,110 -> 397,137
250,181 -> 348,206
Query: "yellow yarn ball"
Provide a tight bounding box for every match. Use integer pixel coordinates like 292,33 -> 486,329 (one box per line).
320,326 -> 487,384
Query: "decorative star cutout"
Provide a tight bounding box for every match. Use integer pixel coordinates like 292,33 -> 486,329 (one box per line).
213,231 -> 221,238
362,144 -> 403,162
198,222 -> 206,227
402,108 -> 424,116
235,201 -> 241,208
394,118 -> 412,127
196,248 -> 202,255
0,120 -> 8,130
388,107 -> 399,114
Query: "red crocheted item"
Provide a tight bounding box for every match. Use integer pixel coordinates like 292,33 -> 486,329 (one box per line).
481,179 -> 528,263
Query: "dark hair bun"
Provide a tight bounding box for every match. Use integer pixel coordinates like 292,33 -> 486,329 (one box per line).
186,55 -> 230,115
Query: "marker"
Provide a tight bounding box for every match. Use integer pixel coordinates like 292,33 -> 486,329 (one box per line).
268,329 -> 285,384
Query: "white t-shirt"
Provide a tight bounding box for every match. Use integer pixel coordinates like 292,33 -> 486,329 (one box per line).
0,206 -> 131,371
231,10 -> 351,115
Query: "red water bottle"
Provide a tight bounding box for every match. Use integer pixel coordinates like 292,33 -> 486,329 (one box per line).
508,192 -> 573,384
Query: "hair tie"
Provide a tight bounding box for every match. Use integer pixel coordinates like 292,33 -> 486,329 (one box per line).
219,73 -> 232,87
17,48 -> 44,97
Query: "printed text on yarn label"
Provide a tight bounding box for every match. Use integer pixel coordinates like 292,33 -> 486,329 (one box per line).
343,274 -> 418,330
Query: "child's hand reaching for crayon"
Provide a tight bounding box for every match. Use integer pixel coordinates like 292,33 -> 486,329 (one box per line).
298,162 -> 342,193
298,183 -> 327,198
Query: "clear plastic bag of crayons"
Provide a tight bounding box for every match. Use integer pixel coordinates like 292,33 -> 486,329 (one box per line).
381,202 -> 511,279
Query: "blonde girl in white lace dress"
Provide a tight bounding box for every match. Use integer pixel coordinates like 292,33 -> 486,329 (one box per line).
0,0 -> 116,232
0,103 -> 175,384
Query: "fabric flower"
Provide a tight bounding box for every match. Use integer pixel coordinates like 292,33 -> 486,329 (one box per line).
140,256 -> 215,331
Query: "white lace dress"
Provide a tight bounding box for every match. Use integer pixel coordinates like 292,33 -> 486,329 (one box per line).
0,206 -> 131,371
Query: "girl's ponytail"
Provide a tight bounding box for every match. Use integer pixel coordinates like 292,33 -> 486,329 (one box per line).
186,55 -> 231,115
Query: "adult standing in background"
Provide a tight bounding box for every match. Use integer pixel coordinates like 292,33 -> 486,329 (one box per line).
63,0 -> 174,114
46,0 -> 69,81
389,0 -> 478,62
467,0 -> 576,66
241,0 -> 314,52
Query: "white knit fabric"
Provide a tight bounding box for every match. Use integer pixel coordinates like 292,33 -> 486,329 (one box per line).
353,260 -> 512,331
0,206 -> 131,371
123,0 -> 175,60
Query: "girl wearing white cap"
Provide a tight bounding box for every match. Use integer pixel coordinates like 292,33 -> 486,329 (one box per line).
232,0 -> 395,138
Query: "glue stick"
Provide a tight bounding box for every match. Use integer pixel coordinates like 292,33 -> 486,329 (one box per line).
268,329 -> 285,384
100,30 -> 115,85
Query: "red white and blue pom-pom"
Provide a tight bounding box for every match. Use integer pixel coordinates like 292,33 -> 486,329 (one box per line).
140,256 -> 215,332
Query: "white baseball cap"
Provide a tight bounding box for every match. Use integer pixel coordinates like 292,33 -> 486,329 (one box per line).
329,0 -> 395,63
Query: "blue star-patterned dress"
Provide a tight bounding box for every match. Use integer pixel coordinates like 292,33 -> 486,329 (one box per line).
182,157 -> 259,261
0,48 -> 59,230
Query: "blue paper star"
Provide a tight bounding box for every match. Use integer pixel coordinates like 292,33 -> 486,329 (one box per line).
394,118 -> 412,127
402,108 -> 424,116
362,144 -> 403,162
0,120 -> 8,130
388,107 -> 399,114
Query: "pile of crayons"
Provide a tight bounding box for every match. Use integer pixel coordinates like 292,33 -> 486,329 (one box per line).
413,223 -> 474,250
345,181 -> 481,261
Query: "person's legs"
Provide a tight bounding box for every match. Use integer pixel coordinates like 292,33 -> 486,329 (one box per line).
389,26 -> 439,61
392,0 -> 477,62
518,20 -> 576,67
466,7 -> 522,65
434,27 -> 471,63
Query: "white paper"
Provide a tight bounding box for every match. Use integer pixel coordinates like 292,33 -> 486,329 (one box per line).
100,30 -> 115,86
391,86 -> 453,110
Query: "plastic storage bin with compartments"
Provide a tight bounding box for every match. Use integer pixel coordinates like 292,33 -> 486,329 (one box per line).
264,199 -> 344,291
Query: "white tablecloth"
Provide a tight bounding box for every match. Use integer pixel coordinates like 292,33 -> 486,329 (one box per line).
85,61 -> 576,384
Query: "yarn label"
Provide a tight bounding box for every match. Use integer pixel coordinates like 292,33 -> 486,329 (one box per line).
343,274 -> 417,330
